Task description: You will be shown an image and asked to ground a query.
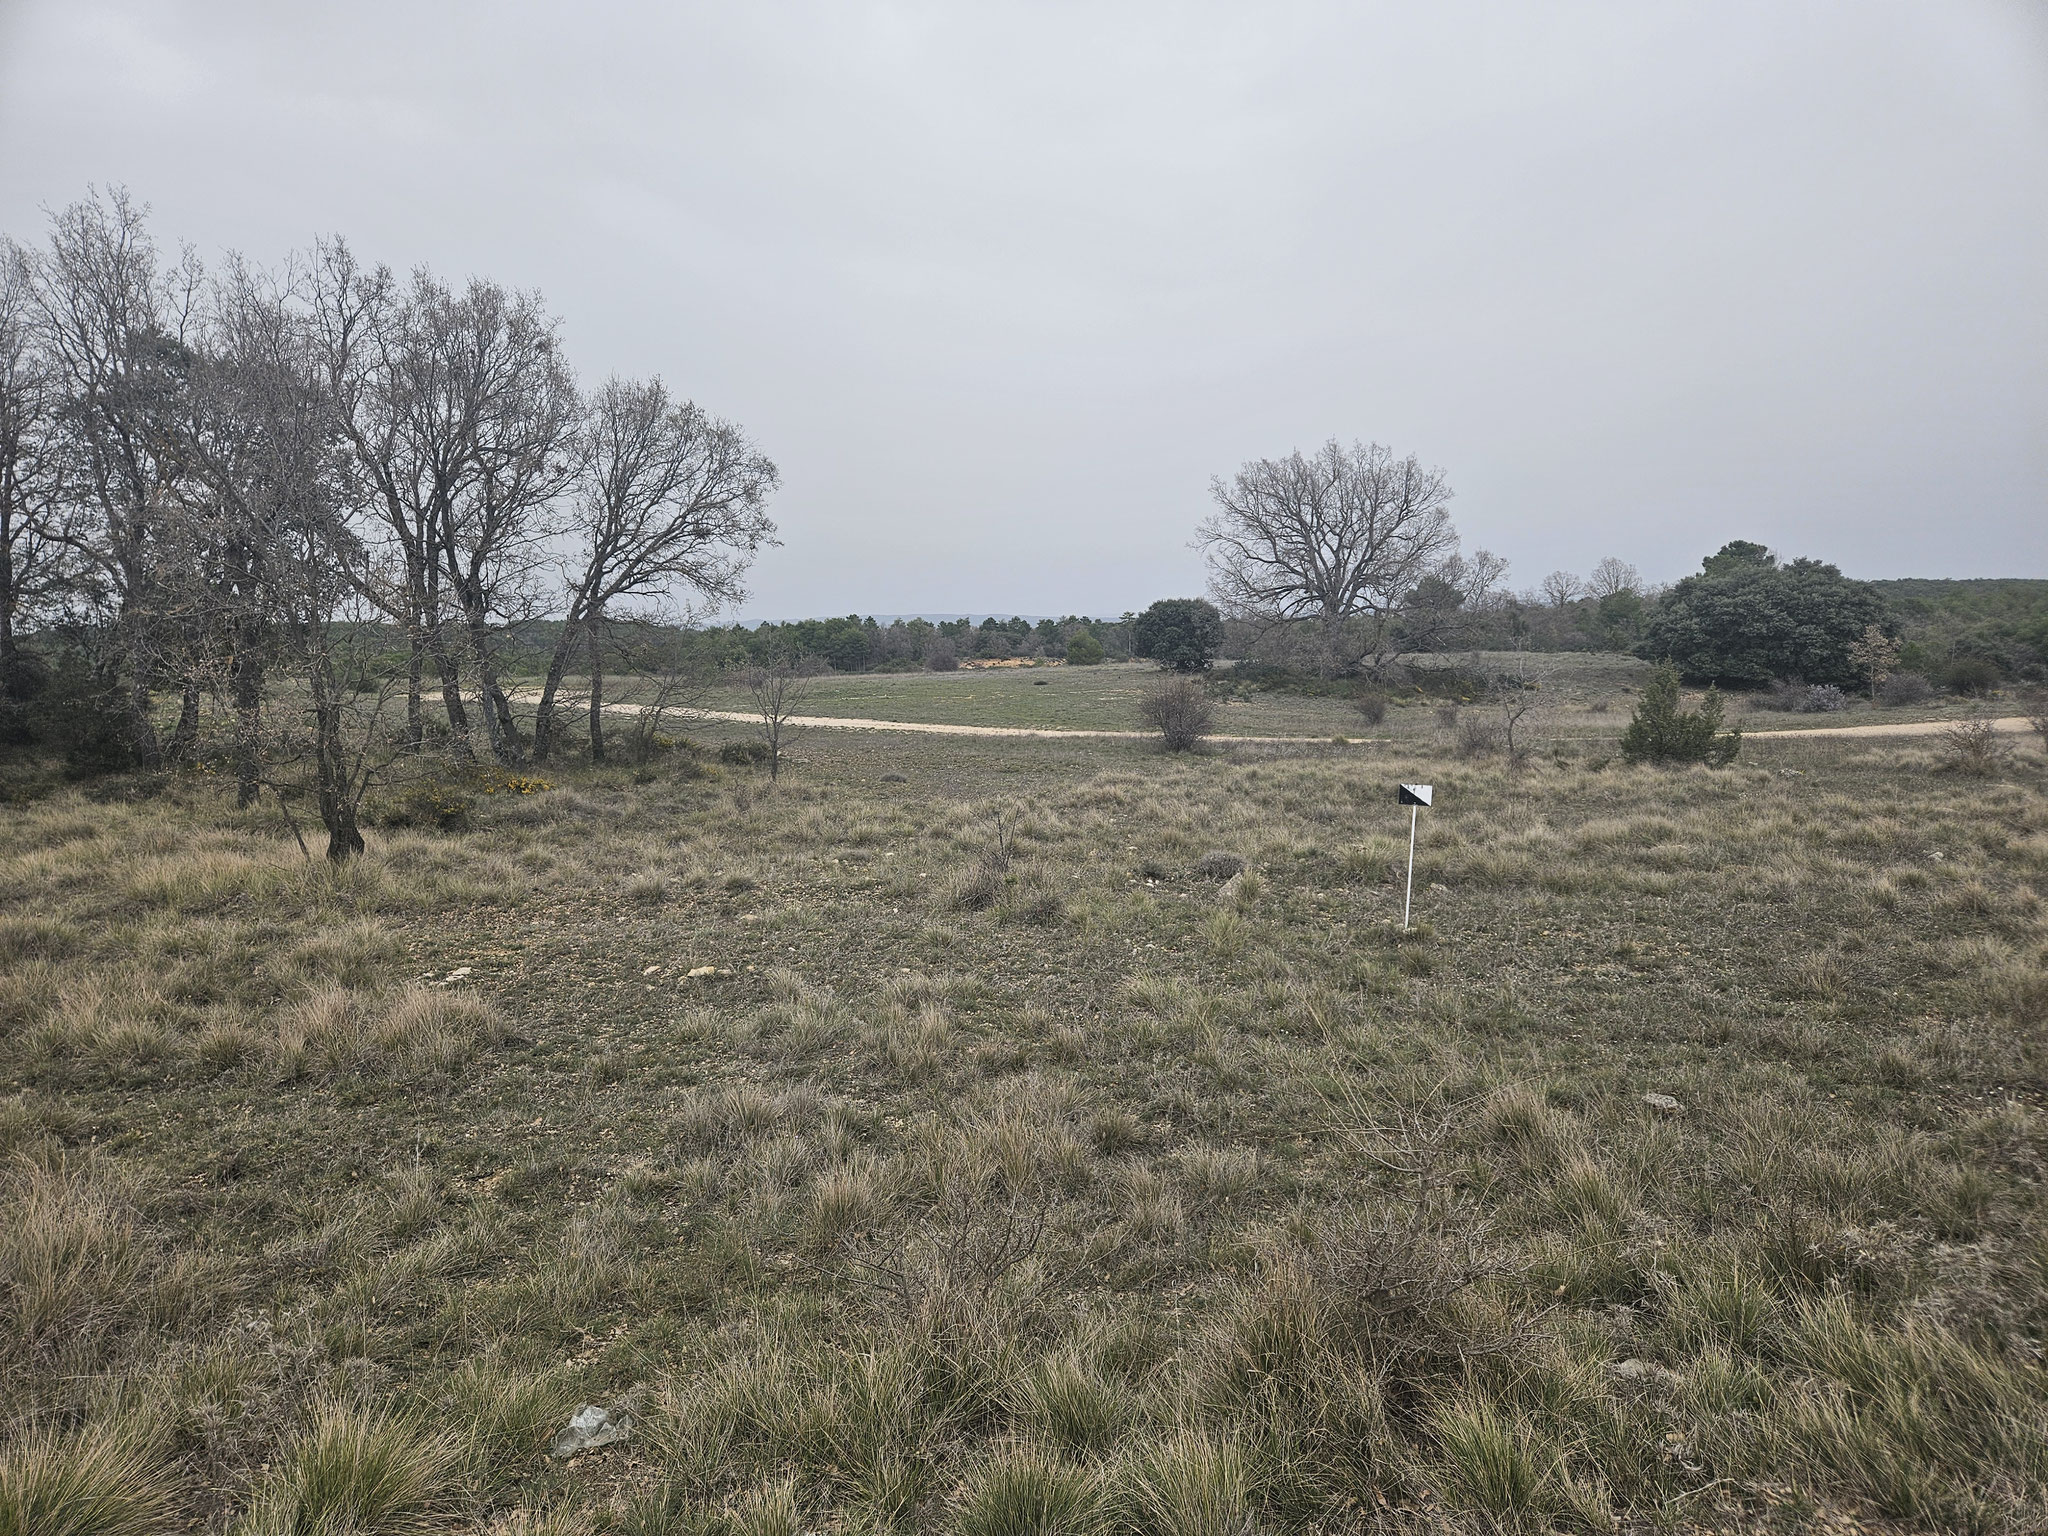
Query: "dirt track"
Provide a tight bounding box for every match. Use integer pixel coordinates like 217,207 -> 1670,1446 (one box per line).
1744,716 -> 2031,740
520,691 -> 2035,746
514,694 -> 1340,744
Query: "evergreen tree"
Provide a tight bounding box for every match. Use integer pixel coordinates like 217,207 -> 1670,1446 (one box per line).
1620,662 -> 1741,765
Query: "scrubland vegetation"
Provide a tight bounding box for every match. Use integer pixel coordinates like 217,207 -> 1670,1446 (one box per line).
4,696 -> 2048,1534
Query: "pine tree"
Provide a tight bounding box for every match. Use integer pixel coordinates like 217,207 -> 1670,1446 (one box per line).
1620,663 -> 1741,765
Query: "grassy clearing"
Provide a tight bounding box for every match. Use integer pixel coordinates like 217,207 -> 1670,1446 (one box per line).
2,705 -> 2047,1532
546,652 -> 1673,742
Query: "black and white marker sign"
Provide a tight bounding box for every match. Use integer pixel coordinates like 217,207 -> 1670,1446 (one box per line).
1398,784 -> 1433,927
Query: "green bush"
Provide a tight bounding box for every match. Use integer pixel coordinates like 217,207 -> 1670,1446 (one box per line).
1619,663 -> 1740,766
1065,630 -> 1105,666
1637,542 -> 1888,687
1940,655 -> 2002,695
1132,599 -> 1224,673
719,739 -> 771,767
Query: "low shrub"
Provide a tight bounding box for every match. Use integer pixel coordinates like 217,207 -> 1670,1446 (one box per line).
1799,684 -> 1847,713
1455,714 -> 1503,758
1752,680 -> 1845,713
1192,850 -> 1245,882
1352,688 -> 1387,726
719,739 -> 771,767
2021,687 -> 2048,751
1878,671 -> 1933,707
1137,676 -> 1213,752
1941,656 -> 2002,696
1404,663 -> 1489,702
376,781 -> 469,831
1935,720 -> 2012,777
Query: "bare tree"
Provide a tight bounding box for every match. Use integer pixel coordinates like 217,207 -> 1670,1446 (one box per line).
532,377 -> 778,762
745,663 -> 809,781
173,261 -> 396,859
312,248 -> 569,762
1493,676 -> 1551,764
166,256 -> 339,804
1539,570 -> 1583,608
435,281 -> 579,763
606,621 -> 717,763
1396,547 -> 1510,654
1586,557 -> 1640,600
22,189 -> 204,764
1199,438 -> 1458,677
0,237 -> 86,734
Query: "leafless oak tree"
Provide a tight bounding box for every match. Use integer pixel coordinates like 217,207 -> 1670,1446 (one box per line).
1199,438 -> 1458,676
1586,557 -> 1640,600
1539,570 -> 1583,608
532,377 -> 778,762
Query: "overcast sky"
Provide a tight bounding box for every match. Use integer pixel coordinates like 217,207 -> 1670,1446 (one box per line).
2,1 -> 2043,619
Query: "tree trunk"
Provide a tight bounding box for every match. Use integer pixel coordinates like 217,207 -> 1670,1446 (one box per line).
167,677 -> 202,762
462,604 -> 523,764
0,544 -> 22,743
587,626 -> 606,762
531,620 -> 579,764
464,611 -> 508,763
405,629 -> 425,750
427,624 -> 474,761
231,640 -> 264,808
312,658 -> 365,862
124,667 -> 161,768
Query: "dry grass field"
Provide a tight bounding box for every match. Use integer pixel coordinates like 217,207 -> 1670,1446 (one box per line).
3,692 -> 2047,1533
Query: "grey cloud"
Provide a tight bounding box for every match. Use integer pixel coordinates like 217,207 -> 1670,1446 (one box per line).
3,0 -> 2042,617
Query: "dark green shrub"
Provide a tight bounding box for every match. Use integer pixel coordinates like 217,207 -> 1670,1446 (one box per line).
1636,542 -> 1887,687
1941,656 -> 2001,696
1132,598 -> 1224,672
719,739 -> 771,766
1065,629 -> 1104,666
1619,663 -> 1740,765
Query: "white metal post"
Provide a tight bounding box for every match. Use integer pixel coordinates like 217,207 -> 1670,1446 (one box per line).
1404,802 -> 1418,929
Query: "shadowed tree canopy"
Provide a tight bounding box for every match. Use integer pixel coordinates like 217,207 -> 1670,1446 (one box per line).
1638,542 -> 1888,687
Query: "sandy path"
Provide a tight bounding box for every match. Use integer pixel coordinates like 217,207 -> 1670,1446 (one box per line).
1745,716 -> 2032,740
515,690 -> 2035,747
511,691 -> 1343,744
